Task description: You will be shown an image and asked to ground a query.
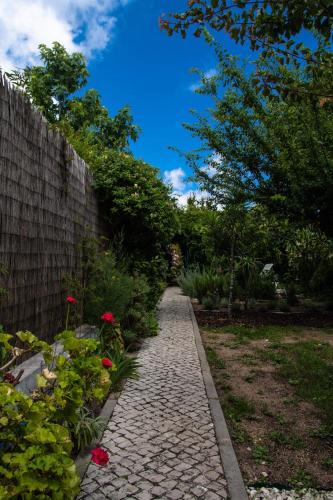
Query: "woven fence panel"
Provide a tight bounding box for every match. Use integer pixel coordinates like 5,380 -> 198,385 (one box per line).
0,74 -> 106,342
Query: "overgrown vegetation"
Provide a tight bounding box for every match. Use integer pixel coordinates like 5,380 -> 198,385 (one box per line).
0,294 -> 141,499
7,43 -> 177,307
202,323 -> 333,488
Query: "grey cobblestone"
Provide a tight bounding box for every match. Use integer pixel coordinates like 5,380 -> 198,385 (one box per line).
79,288 -> 228,499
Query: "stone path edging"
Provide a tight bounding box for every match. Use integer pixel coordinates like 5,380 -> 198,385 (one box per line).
187,297 -> 248,500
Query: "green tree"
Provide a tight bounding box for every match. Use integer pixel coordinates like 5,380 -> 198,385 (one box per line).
67,90 -> 140,152
90,149 -> 178,268
7,43 -> 139,152
161,2 -> 333,97
182,41 -> 333,235
7,42 -> 88,122
162,0 -> 333,45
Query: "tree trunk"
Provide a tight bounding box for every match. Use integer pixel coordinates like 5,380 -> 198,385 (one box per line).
228,231 -> 236,320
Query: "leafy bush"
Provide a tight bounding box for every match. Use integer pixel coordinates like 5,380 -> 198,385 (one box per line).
286,283 -> 298,306
279,301 -> 290,312
202,294 -> 220,310
0,384 -> 80,499
84,250 -> 134,324
72,407 -> 105,453
104,343 -> 140,391
69,244 -> 161,348
178,268 -> 226,303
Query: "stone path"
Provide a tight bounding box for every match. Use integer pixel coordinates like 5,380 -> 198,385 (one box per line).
79,287 -> 229,499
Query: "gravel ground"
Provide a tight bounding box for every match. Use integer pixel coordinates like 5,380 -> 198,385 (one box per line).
248,487 -> 333,499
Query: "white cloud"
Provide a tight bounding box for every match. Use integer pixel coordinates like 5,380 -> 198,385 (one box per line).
176,189 -> 210,207
164,167 -> 186,192
163,167 -> 209,207
0,0 -> 130,71
189,68 -> 217,92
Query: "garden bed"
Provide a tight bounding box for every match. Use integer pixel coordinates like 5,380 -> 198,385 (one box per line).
199,322 -> 333,491
194,306 -> 333,328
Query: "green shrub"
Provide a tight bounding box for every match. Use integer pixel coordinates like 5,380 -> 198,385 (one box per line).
303,299 -> 325,313
84,250 -> 134,324
286,283 -> 298,306
279,301 -> 290,312
202,294 -> 220,310
72,407 -> 105,453
104,343 -> 140,390
178,268 -> 226,303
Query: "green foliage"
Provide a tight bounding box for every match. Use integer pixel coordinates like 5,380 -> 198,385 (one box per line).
225,394 -> 255,423
163,1 -> 333,48
84,249 -> 134,323
7,42 -> 88,123
71,407 -> 105,453
82,246 -> 160,347
104,343 -> 140,391
178,267 -> 226,303
205,347 -> 225,369
91,150 -> 177,262
289,469 -> 315,489
175,200 -> 224,267
50,331 -> 110,422
287,227 -> 332,287
162,1 -> 333,97
0,384 -> 79,499
202,294 -> 221,310
252,445 -> 270,464
278,341 -> 333,431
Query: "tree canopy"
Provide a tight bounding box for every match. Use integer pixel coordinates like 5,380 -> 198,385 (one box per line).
161,1 -> 333,98
182,41 -> 333,235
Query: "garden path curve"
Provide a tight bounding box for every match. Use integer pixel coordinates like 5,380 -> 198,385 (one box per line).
79,287 -> 229,499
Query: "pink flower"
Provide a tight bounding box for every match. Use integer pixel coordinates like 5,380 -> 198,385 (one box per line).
101,312 -> 115,324
101,358 -> 113,368
66,296 -> 76,304
90,447 -> 109,466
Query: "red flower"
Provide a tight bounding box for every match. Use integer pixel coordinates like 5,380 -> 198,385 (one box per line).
3,373 -> 15,384
66,296 -> 76,304
101,358 -> 113,368
101,312 -> 115,324
91,447 -> 109,466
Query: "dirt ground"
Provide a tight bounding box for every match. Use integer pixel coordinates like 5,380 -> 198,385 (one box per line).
200,326 -> 333,490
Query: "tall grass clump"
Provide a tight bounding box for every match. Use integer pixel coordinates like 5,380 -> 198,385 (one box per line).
178,268 -> 226,302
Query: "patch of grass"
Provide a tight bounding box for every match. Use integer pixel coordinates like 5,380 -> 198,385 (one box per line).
276,414 -> 288,426
261,403 -> 274,417
256,347 -> 288,365
218,382 -> 232,391
269,431 -> 305,450
241,354 -> 259,366
310,426 -> 333,439
231,424 -> 250,444
252,445 -> 270,464
322,458 -> 333,469
289,469 -> 315,489
223,325 -> 302,343
205,346 -> 226,369
225,338 -> 249,348
278,340 -> 333,430
283,396 -> 300,406
244,372 -> 256,383
225,394 -> 255,422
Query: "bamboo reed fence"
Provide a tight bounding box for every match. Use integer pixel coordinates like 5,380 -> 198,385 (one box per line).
0,73 -> 106,342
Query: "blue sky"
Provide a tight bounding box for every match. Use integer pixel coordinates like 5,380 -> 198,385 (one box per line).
86,0 -> 255,201
1,0 -> 312,203
0,0 -> 256,202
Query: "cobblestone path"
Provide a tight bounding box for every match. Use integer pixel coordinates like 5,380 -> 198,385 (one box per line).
79,287 -> 229,500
